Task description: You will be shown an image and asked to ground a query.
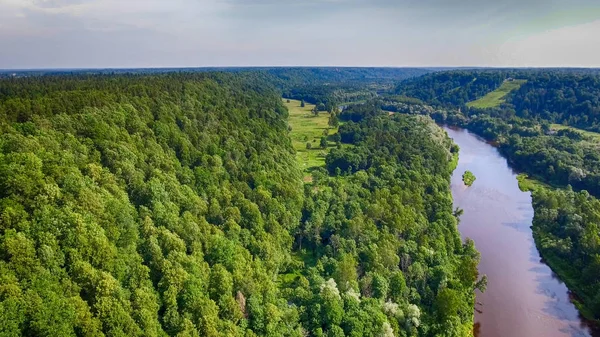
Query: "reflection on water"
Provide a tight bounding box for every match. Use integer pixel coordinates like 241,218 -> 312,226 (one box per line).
444,127 -> 598,337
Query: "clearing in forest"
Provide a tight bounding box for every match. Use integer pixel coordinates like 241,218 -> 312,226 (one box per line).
284,99 -> 339,179
550,124 -> 600,142
467,79 -> 527,109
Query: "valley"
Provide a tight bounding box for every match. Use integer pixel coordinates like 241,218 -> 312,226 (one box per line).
1,67 -> 599,337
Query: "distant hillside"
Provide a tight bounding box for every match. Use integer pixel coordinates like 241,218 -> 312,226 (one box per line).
394,70 -> 509,106
395,69 -> 600,131
265,67 -> 435,110
1,67 -> 433,84
0,67 -> 436,114
265,67 -> 434,86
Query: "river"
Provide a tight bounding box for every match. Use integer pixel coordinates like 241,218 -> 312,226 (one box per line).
444,126 -> 598,337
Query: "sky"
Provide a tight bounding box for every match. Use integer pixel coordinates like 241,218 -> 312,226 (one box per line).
0,0 -> 599,68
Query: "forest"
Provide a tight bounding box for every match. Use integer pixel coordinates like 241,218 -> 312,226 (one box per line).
270,68 -> 431,111
0,72 -> 306,336
289,114 -> 483,336
0,70 -> 480,336
1,67 -> 432,114
3,66 -> 599,335
395,69 -> 600,131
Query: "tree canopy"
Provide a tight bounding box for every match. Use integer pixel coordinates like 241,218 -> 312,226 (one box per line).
0,71 -> 480,336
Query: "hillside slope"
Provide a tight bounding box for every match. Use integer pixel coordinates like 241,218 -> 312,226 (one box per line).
0,73 -> 305,336
395,69 -> 600,131
0,72 -> 478,336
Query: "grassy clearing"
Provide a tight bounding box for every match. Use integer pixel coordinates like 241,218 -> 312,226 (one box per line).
516,173 -> 552,192
467,79 -> 526,109
285,99 -> 339,178
550,124 -> 600,142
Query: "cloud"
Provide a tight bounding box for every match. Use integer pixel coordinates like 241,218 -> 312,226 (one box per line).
0,0 -> 599,68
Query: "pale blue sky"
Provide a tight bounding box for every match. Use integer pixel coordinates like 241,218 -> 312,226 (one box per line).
0,0 -> 599,68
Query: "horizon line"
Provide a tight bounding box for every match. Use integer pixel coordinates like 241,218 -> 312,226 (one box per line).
2,65 -> 600,72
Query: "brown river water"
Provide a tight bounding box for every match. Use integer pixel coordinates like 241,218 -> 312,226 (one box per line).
444,127 -> 599,337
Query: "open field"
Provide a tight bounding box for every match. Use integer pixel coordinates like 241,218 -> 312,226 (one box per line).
467,79 -> 527,108
284,99 -> 339,178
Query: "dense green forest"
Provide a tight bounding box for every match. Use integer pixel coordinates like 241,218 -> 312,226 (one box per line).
2,67 -> 432,113
395,71 -> 508,107
271,68 -> 431,111
511,74 -> 600,131
265,68 -> 432,87
1,67 -> 432,84
0,72 -> 308,336
0,71 -> 480,336
289,115 -> 483,336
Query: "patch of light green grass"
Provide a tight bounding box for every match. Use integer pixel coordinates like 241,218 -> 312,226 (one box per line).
516,173 -> 552,192
467,79 -> 527,109
284,99 -> 339,179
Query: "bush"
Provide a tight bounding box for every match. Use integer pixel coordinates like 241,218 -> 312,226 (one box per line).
462,171 -> 476,186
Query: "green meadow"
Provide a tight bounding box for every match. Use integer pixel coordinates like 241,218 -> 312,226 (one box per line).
467,79 -> 527,108
284,99 -> 339,179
